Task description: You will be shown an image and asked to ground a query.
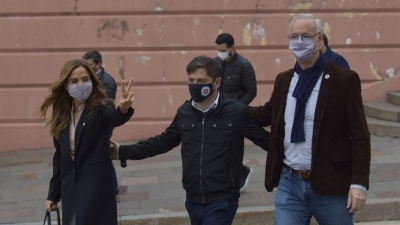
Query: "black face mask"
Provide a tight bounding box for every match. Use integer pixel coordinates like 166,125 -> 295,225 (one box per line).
188,83 -> 214,102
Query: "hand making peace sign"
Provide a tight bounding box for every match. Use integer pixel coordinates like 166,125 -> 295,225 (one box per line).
119,78 -> 134,113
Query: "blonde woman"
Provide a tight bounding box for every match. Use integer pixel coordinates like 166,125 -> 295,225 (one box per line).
39,59 -> 134,225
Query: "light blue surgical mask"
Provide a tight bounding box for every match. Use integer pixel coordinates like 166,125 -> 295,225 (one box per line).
289,35 -> 320,61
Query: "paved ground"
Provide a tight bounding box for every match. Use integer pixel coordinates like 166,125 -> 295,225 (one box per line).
0,135 -> 400,224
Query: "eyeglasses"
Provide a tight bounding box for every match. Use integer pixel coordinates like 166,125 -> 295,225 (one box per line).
287,32 -> 320,41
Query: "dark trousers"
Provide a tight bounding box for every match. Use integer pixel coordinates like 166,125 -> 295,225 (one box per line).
185,198 -> 239,225
69,214 -> 76,225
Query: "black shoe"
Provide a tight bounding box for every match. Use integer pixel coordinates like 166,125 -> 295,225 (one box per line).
240,165 -> 253,192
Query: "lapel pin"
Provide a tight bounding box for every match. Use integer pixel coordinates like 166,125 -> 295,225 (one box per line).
83,123 -> 86,126
324,74 -> 330,79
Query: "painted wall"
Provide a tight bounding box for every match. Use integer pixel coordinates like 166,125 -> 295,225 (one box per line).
1,0 -> 400,152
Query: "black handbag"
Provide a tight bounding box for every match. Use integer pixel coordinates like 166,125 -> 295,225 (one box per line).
43,209 -> 61,225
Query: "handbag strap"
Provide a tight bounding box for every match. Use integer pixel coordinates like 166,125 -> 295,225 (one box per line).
56,209 -> 61,224
43,210 -> 51,225
43,209 -> 61,225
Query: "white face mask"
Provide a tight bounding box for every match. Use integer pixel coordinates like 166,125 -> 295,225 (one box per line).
217,49 -> 230,61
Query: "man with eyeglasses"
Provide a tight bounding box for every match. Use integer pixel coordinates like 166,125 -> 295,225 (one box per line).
249,13 -> 371,225
214,33 -> 258,193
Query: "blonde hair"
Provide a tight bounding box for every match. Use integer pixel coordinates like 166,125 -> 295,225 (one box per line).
39,59 -> 107,139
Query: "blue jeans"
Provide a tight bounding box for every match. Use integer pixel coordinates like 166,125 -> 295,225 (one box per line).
274,166 -> 353,225
185,198 -> 239,225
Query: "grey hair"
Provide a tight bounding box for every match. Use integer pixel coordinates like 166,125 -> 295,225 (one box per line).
288,13 -> 323,34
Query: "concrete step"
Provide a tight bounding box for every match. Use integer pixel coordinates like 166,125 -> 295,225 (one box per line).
117,198 -> 400,225
364,102 -> 400,122
366,116 -> 400,137
387,92 -> 400,106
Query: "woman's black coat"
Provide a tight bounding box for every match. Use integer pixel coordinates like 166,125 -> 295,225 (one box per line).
47,105 -> 133,225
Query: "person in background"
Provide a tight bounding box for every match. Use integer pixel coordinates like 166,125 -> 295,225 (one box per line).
110,55 -> 269,225
249,14 -> 370,225
40,59 -> 134,225
215,33 -> 258,192
321,33 -> 350,69
82,50 -> 121,202
82,50 -> 117,99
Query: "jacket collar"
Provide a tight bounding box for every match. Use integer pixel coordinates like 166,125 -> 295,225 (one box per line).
226,50 -> 238,63
311,62 -> 334,159
189,91 -> 225,115
96,67 -> 105,79
60,106 -> 91,162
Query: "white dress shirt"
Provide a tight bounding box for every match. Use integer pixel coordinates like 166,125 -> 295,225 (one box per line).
283,71 -> 322,171
191,91 -> 220,113
69,103 -> 86,160
283,71 -> 366,191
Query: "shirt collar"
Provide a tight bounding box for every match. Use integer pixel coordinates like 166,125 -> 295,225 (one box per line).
191,91 -> 220,113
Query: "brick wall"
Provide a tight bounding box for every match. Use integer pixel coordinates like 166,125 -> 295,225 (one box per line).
1,0 -> 400,152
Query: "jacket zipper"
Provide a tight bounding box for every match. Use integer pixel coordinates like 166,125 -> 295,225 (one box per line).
200,117 -> 205,203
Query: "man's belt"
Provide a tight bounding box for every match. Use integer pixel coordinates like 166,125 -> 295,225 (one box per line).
283,164 -> 311,180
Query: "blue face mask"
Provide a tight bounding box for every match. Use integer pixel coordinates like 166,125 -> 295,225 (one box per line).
188,83 -> 214,102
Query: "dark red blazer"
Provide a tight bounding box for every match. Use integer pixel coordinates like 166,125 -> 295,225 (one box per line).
250,62 -> 371,195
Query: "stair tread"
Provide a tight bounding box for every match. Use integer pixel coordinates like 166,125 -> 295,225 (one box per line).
364,101 -> 400,112
366,116 -> 400,127
387,91 -> 400,97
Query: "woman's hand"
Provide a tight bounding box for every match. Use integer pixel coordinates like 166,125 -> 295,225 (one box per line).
119,78 -> 134,114
46,200 -> 58,212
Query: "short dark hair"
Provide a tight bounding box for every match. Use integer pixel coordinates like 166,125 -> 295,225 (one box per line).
215,33 -> 235,48
186,55 -> 221,81
322,33 -> 328,47
82,50 -> 102,64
